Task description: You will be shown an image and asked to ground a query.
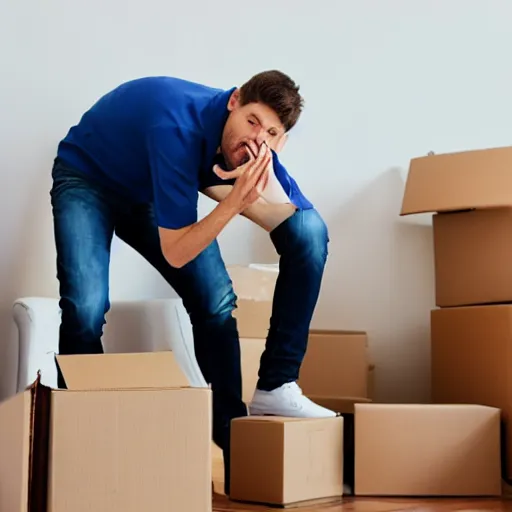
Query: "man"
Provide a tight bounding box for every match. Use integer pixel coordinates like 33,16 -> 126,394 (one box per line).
50,70 -> 335,494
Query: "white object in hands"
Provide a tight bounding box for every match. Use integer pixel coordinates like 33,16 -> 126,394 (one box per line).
258,164 -> 291,204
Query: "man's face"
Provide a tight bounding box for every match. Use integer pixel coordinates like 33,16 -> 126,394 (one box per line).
220,90 -> 287,170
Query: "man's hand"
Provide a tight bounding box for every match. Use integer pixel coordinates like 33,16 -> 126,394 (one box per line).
214,142 -> 271,213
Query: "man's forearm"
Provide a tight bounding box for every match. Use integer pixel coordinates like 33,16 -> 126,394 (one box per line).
203,185 -> 297,232
159,200 -> 238,268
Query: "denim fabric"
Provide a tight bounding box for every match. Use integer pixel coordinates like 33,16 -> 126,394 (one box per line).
50,157 -> 329,493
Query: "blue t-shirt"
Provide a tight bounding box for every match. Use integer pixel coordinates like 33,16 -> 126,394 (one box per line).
57,76 -> 313,229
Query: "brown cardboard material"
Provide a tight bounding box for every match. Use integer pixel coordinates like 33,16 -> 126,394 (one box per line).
298,330 -> 369,399
367,363 -> 376,400
304,396 -> 372,494
355,403 -> 502,497
431,305 -> 512,481
400,146 -> 512,216
230,416 -> 344,507
240,333 -> 373,404
239,337 -> 266,403
0,391 -> 31,512
0,351 -> 212,512
227,265 -> 277,339
433,208 -> 512,306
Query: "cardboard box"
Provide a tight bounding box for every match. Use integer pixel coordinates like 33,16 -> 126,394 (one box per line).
299,330 -> 370,399
0,352 -> 212,512
227,265 -> 277,338
354,403 -> 502,496
433,208 -> 512,306
237,330 -> 372,496
431,305 -> 512,481
401,146 -> 512,307
230,416 -> 344,507
240,331 -> 373,404
400,146 -> 512,216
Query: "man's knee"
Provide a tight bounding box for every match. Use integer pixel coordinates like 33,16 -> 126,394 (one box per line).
60,290 -> 109,336
208,279 -> 237,320
272,208 -> 329,264
186,271 -> 237,325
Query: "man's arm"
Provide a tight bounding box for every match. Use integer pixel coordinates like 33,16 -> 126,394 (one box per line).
158,199 -> 239,268
202,184 -> 297,232
157,143 -> 272,268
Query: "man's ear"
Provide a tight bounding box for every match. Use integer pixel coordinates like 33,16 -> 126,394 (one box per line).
275,133 -> 288,153
227,89 -> 241,112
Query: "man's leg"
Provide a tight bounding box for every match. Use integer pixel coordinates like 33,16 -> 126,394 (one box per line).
50,159 -> 115,386
115,204 -> 247,495
202,186 -> 335,417
248,208 -> 336,417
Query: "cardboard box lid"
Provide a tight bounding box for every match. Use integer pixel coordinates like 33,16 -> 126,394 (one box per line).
400,146 -> 512,215
56,351 -> 193,391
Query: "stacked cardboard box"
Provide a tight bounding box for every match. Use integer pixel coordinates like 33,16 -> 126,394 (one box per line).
229,252 -> 503,501
227,264 -> 373,506
227,265 -> 375,404
400,146 -> 512,483
0,254 -> 503,509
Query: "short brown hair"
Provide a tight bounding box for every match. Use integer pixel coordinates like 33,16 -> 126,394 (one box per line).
239,70 -> 304,132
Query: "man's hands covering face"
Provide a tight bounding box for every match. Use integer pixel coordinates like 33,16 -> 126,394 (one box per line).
214,142 -> 272,213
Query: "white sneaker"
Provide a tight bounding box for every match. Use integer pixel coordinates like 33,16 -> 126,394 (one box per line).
248,382 -> 337,418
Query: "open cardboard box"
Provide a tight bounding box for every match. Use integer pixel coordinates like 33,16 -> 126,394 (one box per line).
400,146 -> 512,216
401,146 -> 512,307
0,352 -> 212,512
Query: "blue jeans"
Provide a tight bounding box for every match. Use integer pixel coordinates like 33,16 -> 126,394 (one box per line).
50,158 -> 329,493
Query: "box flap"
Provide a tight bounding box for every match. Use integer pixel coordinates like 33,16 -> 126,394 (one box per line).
56,351 -> 192,391
28,375 -> 51,512
400,146 -> 512,215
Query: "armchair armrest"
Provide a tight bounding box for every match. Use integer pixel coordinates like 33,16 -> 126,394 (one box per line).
12,297 -> 207,393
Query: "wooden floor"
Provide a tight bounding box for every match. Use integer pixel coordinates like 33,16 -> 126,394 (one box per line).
211,450 -> 512,511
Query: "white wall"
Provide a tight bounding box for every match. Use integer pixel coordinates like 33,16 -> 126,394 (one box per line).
1,0 -> 511,401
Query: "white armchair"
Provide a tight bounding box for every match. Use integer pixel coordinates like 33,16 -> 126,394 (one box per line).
12,297 -> 208,392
